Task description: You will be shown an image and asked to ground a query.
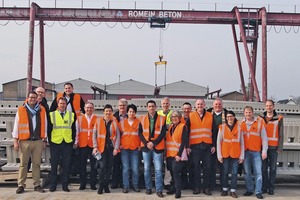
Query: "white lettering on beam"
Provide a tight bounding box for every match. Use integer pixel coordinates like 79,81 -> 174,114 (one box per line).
159,11 -> 182,18
128,10 -> 156,18
128,10 -> 182,18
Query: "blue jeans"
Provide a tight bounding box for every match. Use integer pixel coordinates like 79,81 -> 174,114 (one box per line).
243,150 -> 263,194
121,149 -> 140,189
142,150 -> 164,192
262,149 -> 278,192
222,157 -> 239,191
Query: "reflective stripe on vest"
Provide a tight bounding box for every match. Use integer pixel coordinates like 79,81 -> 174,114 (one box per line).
266,119 -> 280,146
140,114 -> 165,150
57,93 -> 82,117
243,118 -> 263,152
120,118 -> 140,150
17,106 -> 46,140
78,114 -> 96,148
220,122 -> 242,158
189,111 -> 213,145
95,117 -> 117,153
166,123 -> 185,157
50,111 -> 73,144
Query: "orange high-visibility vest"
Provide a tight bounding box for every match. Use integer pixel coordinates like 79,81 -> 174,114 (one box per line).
57,92 -> 82,117
139,114 -> 165,150
17,106 -> 46,140
265,115 -> 283,147
219,122 -> 242,158
166,123 -> 185,157
119,118 -> 141,150
241,118 -> 265,152
189,111 -> 213,145
77,114 -> 97,148
94,117 -> 118,153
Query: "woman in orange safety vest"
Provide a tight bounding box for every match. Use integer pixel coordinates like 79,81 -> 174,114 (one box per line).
119,104 -> 141,193
92,104 -> 120,195
165,110 -> 188,199
217,110 -> 244,198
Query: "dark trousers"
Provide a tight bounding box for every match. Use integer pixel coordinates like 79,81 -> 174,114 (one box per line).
111,153 -> 122,187
79,146 -> 97,187
210,151 -> 223,190
166,157 -> 185,192
98,147 -> 114,186
49,141 -> 73,187
262,149 -> 278,192
191,143 -> 211,190
180,163 -> 189,189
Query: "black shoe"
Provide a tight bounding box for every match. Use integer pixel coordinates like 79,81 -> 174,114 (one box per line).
256,193 -> 264,199
104,185 -> 110,193
110,183 -> 118,189
244,191 -> 254,196
167,189 -> 175,195
34,185 -> 45,193
157,191 -> 164,198
91,185 -> 97,190
268,190 -> 274,195
203,188 -> 212,196
98,187 -> 103,194
123,188 -> 129,193
262,189 -> 267,194
62,186 -> 70,192
175,190 -> 181,199
146,189 -> 152,195
221,191 -> 228,196
193,188 -> 200,194
164,184 -> 171,191
49,186 -> 56,192
16,186 -> 24,194
79,185 -> 86,190
133,187 -> 140,192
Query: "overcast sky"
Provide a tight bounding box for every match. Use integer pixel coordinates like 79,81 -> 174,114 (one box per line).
1,0 -> 300,100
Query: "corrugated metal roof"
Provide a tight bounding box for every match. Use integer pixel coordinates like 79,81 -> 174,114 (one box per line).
158,80 -> 207,96
55,78 -> 104,94
106,79 -> 154,95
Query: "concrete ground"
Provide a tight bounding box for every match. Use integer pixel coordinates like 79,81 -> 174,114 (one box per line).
1,180 -> 300,200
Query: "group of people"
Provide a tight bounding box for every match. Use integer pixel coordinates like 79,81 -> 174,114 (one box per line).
12,83 -> 283,199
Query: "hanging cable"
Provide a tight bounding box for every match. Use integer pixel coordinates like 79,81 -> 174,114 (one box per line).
105,21 -> 118,28
90,21 -> 101,27
135,22 -> 145,29
14,20 -> 26,25
273,25 -> 282,33
284,25 -> 292,33
0,21 -> 9,26
159,28 -> 164,59
293,26 -> 299,33
121,21 -> 132,29
45,21 -> 56,27
58,21 -> 70,27
74,21 -> 86,26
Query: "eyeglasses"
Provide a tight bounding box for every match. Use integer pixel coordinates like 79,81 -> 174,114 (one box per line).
226,115 -> 234,118
171,115 -> 179,118
119,105 -> 126,107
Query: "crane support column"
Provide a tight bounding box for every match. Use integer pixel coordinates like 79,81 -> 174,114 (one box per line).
261,7 -> 268,102
26,3 -> 36,94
